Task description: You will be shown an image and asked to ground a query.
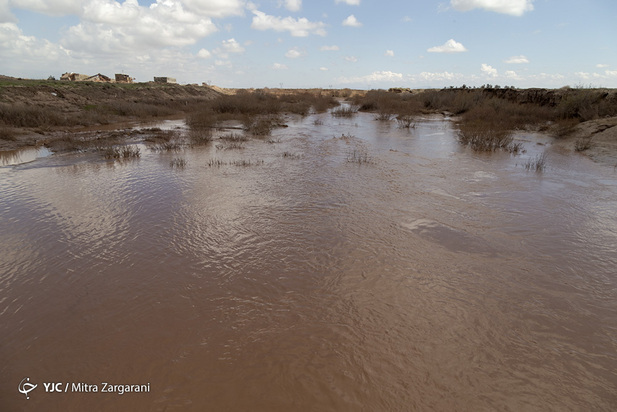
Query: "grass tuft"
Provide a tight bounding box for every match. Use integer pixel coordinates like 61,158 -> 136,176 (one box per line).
523,152 -> 548,172
170,158 -> 187,168
347,149 -> 375,164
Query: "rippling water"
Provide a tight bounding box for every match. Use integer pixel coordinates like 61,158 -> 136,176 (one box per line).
2,112 -> 617,411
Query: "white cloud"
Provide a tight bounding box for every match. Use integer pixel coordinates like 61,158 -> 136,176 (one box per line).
450,0 -> 534,16
197,48 -> 211,58
338,70 -> 403,84
415,71 -> 462,82
385,49 -> 394,57
481,63 -> 498,77
575,72 -> 591,80
344,56 -> 357,62
285,46 -> 305,58
82,0 -> 140,25
282,0 -> 301,12
220,38 -> 245,53
319,66 -> 328,71
272,62 -> 288,69
180,0 -> 246,18
596,64 -> 609,68
505,55 -> 529,64
0,21 -> 70,60
335,0 -> 360,5
9,0 -> 84,16
0,0 -> 14,22
214,59 -> 232,68
251,10 -> 326,36
504,70 -> 521,80
342,14 -> 362,27
320,45 -> 339,51
62,1 -> 217,55
427,39 -> 467,53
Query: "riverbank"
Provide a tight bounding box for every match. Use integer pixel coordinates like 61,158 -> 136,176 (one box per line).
2,78 -> 617,167
0,76 -> 223,151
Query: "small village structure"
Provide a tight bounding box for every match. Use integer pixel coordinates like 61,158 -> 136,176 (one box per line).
115,73 -> 133,83
154,77 -> 177,84
60,72 -> 134,83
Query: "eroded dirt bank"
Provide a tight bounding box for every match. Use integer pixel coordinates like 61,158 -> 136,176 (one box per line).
0,77 -> 223,151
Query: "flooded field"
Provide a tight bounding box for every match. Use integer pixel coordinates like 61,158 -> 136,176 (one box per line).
1,110 -> 617,411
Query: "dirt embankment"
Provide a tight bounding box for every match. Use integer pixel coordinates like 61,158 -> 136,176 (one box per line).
0,78 -> 223,150
553,117 -> 617,166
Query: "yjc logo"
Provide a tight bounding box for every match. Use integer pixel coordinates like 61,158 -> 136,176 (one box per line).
18,377 -> 37,400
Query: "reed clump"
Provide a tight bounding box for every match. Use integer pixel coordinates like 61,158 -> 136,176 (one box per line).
331,105 -> 359,117
103,145 -> 141,160
347,149 -> 375,164
170,158 -> 187,168
523,152 -> 548,172
187,89 -> 338,132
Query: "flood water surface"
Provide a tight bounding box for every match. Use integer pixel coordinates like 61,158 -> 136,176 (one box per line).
1,112 -> 617,411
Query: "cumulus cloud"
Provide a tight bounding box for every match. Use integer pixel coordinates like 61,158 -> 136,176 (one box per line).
338,70 -> 403,84
427,39 -> 467,53
344,56 -> 357,62
320,45 -> 339,51
335,0 -> 360,5
219,38 -> 245,53
0,21 -> 70,60
342,14 -> 362,27
505,55 -> 529,64
1,0 -> 15,22
62,1 -> 217,55
504,70 -> 520,79
319,66 -> 328,71
282,0 -> 302,12
450,0 -> 534,16
197,48 -> 211,58
415,71 -> 462,82
272,62 -> 288,69
285,47 -> 305,58
596,64 -> 609,68
180,0 -> 245,18
9,0 -> 84,16
251,10 -> 326,36
385,50 -> 394,57
481,63 -> 498,77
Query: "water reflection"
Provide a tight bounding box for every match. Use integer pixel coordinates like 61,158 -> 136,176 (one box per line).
0,146 -> 51,166
1,112 -> 617,411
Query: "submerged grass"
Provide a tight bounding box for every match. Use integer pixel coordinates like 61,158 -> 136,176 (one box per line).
523,152 -> 548,172
331,105 -> 359,118
347,149 -> 375,165
170,158 -> 187,168
103,145 -> 141,160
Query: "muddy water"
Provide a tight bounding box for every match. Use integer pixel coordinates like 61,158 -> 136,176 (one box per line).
1,111 -> 617,411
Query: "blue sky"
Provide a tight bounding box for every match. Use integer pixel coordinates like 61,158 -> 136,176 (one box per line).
1,0 -> 616,88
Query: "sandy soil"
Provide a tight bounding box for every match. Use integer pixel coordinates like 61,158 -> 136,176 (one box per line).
553,116 -> 617,167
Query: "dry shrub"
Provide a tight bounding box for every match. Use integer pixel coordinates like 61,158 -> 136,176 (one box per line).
0,127 -> 17,141
331,105 -> 359,117
574,138 -> 593,152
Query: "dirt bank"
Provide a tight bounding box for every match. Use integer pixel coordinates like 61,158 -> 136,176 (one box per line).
0,76 -> 222,151
553,116 -> 617,166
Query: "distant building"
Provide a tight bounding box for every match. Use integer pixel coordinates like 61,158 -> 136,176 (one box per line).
154,77 -> 177,84
115,73 -> 133,83
84,73 -> 112,82
60,72 -> 113,82
60,72 -> 89,81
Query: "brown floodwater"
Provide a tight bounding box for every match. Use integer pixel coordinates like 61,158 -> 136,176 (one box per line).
1,111 -> 617,411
